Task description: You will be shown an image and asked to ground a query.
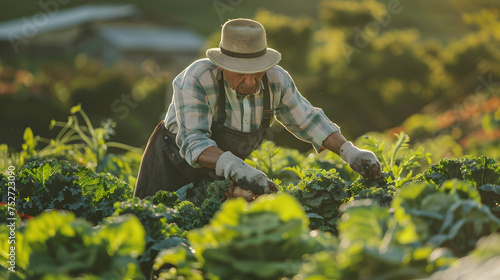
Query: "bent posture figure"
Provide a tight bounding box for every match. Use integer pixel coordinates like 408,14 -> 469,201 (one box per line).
134,18 -> 381,198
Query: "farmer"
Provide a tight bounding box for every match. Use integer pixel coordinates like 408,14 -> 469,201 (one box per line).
134,18 -> 381,199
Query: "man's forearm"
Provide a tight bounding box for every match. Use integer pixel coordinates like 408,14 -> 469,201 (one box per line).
196,146 -> 225,169
199,131 -> 347,168
322,131 -> 348,155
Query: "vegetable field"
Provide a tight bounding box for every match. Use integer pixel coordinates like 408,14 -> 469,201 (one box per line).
1,108 -> 500,279
1,0 -> 499,278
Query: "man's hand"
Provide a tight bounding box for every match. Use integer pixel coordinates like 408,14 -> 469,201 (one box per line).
340,141 -> 382,179
215,151 -> 277,195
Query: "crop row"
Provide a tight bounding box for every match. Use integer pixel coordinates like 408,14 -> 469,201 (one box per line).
1,153 -> 500,279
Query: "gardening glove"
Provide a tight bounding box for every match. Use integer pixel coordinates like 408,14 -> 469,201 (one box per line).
215,151 -> 277,195
340,141 -> 382,179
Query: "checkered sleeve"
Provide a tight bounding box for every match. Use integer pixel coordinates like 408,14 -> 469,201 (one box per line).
173,72 -> 217,167
273,67 -> 340,153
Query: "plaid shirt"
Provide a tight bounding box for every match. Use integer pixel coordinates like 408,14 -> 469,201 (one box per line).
164,58 -> 339,167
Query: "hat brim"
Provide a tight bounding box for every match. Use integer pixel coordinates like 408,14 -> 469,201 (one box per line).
206,47 -> 281,74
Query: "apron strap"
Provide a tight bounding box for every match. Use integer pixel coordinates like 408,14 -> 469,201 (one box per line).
216,71 -> 227,129
261,74 -> 273,128
216,71 -> 273,130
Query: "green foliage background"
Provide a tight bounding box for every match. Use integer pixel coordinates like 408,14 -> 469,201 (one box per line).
1,0 -> 499,154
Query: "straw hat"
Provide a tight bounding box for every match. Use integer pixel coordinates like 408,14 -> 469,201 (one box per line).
206,19 -> 281,74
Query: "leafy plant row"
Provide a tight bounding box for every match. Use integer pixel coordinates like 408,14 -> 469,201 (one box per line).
2,181 -> 499,279
1,151 -> 500,279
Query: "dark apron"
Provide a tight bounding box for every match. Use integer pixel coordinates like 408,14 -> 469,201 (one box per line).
134,72 -> 273,198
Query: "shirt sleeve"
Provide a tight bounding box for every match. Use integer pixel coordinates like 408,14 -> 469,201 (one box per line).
173,72 -> 217,167
273,68 -> 340,153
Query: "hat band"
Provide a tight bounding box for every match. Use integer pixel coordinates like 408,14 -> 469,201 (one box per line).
220,47 -> 267,58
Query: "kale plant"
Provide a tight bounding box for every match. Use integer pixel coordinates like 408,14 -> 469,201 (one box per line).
284,169 -> 349,234
112,197 -> 186,279
13,159 -> 132,224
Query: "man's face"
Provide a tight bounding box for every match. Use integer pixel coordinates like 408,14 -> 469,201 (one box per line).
221,68 -> 266,95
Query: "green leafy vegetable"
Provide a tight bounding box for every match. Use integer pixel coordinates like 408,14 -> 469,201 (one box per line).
0,211 -> 146,279
414,156 -> 500,187
112,197 -> 186,278
146,190 -> 180,208
153,245 -> 203,280
348,171 -> 397,207
285,169 -> 349,233
393,180 -> 500,256
183,193 -> 330,279
361,132 -> 432,187
14,159 -> 132,224
296,200 -> 455,280
413,156 -> 500,214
